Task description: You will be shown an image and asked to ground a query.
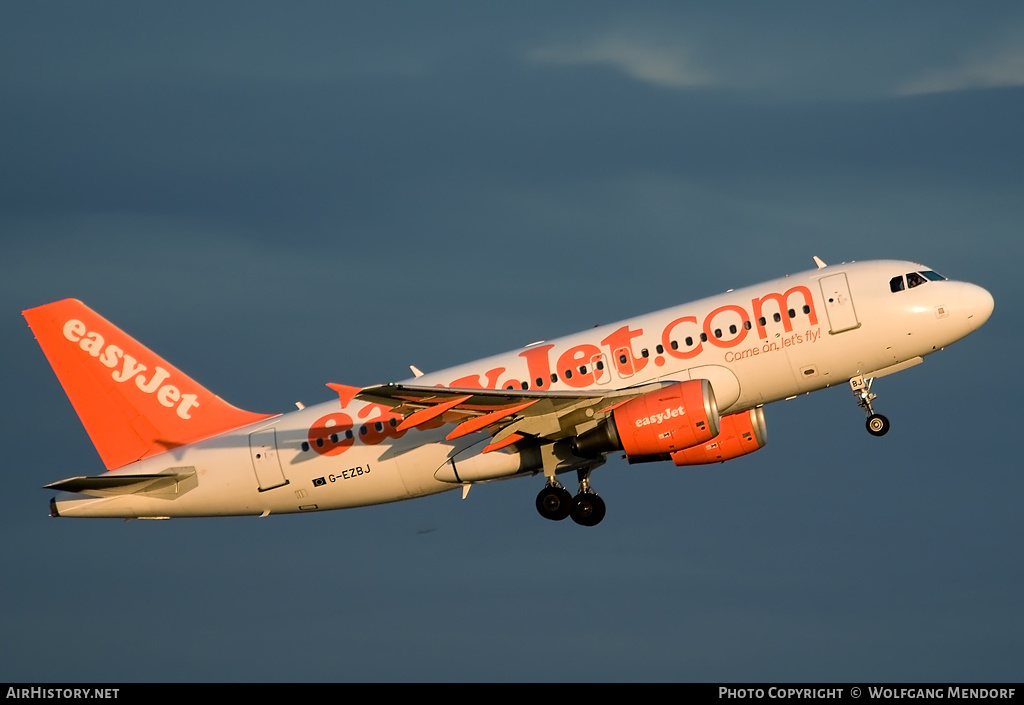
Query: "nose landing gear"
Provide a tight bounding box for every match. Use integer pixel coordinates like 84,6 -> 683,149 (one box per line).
851,375 -> 890,436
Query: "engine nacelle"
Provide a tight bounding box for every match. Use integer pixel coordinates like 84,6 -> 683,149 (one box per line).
572,379 -> 721,460
669,407 -> 767,466
614,379 -> 720,456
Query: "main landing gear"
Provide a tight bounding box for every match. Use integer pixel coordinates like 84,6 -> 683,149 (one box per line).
850,375 -> 890,437
536,467 -> 606,527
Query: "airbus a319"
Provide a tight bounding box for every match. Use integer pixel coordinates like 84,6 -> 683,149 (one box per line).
23,257 -> 993,526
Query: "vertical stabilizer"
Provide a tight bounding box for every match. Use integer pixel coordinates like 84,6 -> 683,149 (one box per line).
23,299 -> 275,470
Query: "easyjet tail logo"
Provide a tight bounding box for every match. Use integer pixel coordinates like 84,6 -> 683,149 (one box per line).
62,319 -> 200,420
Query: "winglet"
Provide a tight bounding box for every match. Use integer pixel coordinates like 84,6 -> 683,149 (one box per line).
813,255 -> 827,269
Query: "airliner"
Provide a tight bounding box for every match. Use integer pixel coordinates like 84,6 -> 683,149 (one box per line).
23,257 -> 993,526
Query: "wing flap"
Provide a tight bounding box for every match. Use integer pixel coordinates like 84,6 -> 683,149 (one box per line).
395,395 -> 473,431
445,400 -> 540,440
482,433 -> 527,453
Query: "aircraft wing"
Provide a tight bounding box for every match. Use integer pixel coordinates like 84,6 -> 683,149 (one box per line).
352,381 -> 673,452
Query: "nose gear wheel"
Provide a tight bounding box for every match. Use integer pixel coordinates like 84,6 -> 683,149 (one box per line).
866,414 -> 890,436
851,375 -> 890,437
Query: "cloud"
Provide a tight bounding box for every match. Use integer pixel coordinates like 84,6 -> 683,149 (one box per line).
896,41 -> 1024,95
526,33 -> 714,89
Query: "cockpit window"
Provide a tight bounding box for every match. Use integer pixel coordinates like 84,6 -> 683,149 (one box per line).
907,272 -> 927,288
892,270 -> 947,293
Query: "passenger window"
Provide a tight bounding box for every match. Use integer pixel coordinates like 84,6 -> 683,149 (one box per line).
890,276 -> 905,293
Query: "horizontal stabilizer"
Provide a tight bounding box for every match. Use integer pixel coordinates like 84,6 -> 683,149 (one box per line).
45,468 -> 198,498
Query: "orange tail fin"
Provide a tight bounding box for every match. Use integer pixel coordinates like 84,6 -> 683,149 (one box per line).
23,299 -> 275,470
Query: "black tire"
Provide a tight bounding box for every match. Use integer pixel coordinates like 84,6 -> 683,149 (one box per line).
866,414 -> 890,437
570,493 -> 606,527
536,486 -> 573,521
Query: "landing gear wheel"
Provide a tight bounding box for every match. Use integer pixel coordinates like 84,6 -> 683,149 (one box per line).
866,414 -> 890,437
852,376 -> 891,437
536,485 -> 573,521
570,493 -> 606,527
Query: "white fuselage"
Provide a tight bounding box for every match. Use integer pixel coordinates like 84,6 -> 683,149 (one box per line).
52,260 -> 994,518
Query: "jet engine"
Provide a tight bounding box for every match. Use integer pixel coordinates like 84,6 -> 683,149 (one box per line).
669,407 -> 767,466
572,379 -> 720,460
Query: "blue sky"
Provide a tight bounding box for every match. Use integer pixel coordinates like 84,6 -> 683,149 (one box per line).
2,2 -> 1021,682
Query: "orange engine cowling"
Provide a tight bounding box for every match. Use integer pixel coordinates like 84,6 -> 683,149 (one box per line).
611,379 -> 720,457
669,407 -> 767,466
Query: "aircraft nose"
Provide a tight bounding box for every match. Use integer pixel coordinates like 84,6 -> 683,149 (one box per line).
962,283 -> 994,330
